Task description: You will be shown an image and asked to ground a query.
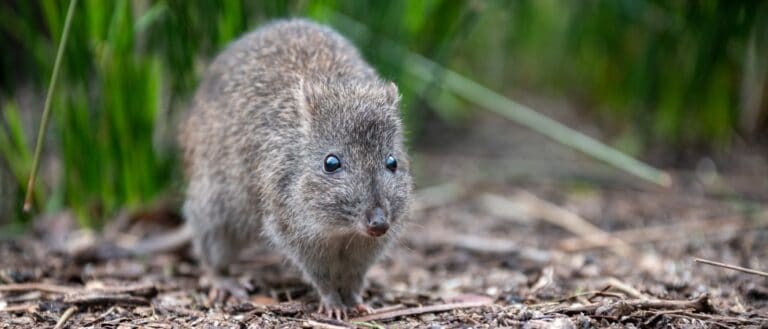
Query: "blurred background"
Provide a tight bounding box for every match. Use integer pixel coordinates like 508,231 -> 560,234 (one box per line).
1,0 -> 767,228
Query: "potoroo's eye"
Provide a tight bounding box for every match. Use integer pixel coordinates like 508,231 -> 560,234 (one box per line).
385,155 -> 397,172
323,154 -> 342,173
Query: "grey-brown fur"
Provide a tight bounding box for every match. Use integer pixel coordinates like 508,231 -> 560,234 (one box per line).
180,19 -> 412,313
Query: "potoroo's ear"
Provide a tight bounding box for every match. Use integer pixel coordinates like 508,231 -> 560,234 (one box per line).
385,81 -> 401,108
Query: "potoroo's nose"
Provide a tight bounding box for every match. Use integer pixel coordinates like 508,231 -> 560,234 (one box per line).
366,207 -> 389,237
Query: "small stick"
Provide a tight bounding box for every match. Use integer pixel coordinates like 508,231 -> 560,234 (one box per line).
502,191 -> 634,257
367,304 -> 406,314
0,303 -> 37,313
152,303 -> 206,318
694,258 -> 768,278
556,288 -> 623,303
605,277 -> 647,299
53,306 -> 78,329
590,291 -> 627,301
551,294 -> 712,315
527,266 -> 554,298
559,216 -> 759,252
0,283 -> 79,295
63,293 -> 149,307
663,313 -> 736,329
642,310 -> 689,327
679,311 -> 767,325
87,282 -> 158,297
351,321 -> 386,329
579,285 -> 625,303
303,319 -> 349,329
350,299 -> 493,322
82,306 -> 116,326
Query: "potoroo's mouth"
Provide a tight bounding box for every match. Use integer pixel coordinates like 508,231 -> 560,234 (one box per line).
365,226 -> 388,237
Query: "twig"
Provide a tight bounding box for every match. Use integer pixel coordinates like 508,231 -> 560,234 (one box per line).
559,216 -> 758,252
605,277 -> 647,299
351,321 -> 386,329
556,288 -> 623,303
23,0 -> 79,212
53,306 -> 78,329
119,225 -> 193,255
152,302 -> 206,318
413,229 -> 554,265
352,322 -> 387,329
550,294 -> 713,315
663,313 -> 736,329
303,319 -> 350,329
350,299 -> 493,322
0,283 -> 78,295
497,191 -> 634,257
0,303 -> 37,313
694,258 -> 768,278
527,266 -> 554,299
82,306 -> 116,326
586,285 -> 614,302
0,282 -> 158,305
87,282 -> 158,297
368,304 -> 406,314
643,310 -> 691,327
63,293 -> 149,307
0,291 -> 42,303
589,291 -> 626,301
679,311 -> 766,325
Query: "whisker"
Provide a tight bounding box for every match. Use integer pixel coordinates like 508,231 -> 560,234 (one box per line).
345,233 -> 356,251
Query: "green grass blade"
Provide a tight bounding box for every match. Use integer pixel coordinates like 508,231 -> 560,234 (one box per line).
404,52 -> 672,187
24,0 -> 78,212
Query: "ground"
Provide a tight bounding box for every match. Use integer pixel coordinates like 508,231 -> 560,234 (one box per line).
1,100 -> 767,328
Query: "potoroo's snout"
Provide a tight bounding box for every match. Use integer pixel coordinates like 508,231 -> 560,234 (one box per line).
365,207 -> 389,237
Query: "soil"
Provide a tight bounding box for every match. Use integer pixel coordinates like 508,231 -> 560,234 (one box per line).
1,101 -> 767,328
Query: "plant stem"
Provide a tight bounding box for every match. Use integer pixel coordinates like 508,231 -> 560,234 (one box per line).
403,53 -> 671,187
24,0 -> 78,212
695,258 -> 768,278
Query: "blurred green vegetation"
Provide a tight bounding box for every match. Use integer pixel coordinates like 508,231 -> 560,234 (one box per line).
1,0 -> 766,225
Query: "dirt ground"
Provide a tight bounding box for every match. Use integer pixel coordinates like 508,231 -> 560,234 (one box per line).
1,103 -> 767,328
